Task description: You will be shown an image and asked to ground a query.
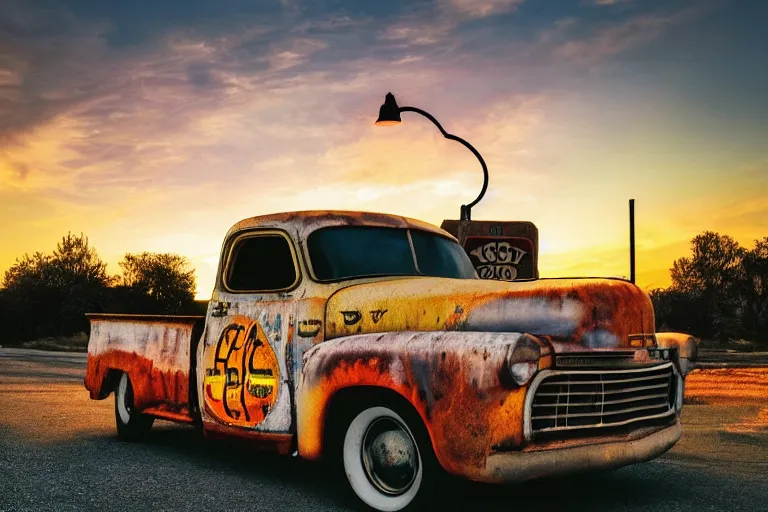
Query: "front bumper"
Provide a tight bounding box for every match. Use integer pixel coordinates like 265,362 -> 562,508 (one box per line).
480,420 -> 681,484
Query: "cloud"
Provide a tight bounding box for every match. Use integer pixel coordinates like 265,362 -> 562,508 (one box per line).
267,38 -> 328,70
442,0 -> 525,19
0,2 -> 115,139
378,0 -> 524,49
0,4 -> 346,198
0,0 -> 761,299
470,94 -> 547,153
552,16 -> 672,62
291,15 -> 369,35
391,55 -> 424,65
379,19 -> 456,47
538,5 -> 710,64
0,68 -> 22,87
592,0 -> 634,5
0,159 -> 29,181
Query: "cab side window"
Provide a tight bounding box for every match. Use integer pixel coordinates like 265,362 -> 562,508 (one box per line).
225,233 -> 298,292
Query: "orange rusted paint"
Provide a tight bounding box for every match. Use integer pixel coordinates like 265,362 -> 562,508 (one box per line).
85,314 -> 201,421
85,210 -> 695,492
142,407 -> 197,424
296,332 -> 547,480
203,423 -> 295,454
86,350 -> 190,415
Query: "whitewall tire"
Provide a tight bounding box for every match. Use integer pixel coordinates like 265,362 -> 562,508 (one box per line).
343,405 -> 432,511
115,372 -> 154,441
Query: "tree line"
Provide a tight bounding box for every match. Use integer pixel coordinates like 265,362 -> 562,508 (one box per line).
0,233 -> 201,344
650,232 -> 768,345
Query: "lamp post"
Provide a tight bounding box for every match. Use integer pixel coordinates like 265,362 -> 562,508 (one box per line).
375,92 -> 488,221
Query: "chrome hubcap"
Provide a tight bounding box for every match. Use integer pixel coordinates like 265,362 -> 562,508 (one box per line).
361,417 -> 419,496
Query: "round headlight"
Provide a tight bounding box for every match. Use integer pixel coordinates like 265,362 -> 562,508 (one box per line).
504,336 -> 541,387
510,361 -> 538,385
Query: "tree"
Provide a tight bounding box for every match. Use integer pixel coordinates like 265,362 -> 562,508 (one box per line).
0,235 -> 200,344
117,253 -> 196,314
741,237 -> 768,342
3,251 -> 50,291
670,232 -> 744,294
1,233 -> 111,340
666,232 -> 745,340
2,252 -> 56,341
49,233 -> 111,289
649,287 -> 706,335
51,233 -> 112,334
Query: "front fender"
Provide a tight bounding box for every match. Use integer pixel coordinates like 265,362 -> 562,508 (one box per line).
656,332 -> 700,376
296,331 -> 546,479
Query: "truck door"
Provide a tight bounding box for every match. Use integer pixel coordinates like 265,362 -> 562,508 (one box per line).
201,229 -> 300,432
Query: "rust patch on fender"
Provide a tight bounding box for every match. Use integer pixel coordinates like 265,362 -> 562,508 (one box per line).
297,332 -> 545,479
86,350 -> 190,417
84,314 -> 200,420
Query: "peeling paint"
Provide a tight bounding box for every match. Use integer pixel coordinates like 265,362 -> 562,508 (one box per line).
201,302 -> 296,432
84,210 -> 688,488
325,276 -> 655,350
84,314 -> 202,420
296,331 -> 539,479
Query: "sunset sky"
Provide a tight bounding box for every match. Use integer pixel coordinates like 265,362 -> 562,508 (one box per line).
1,0 -> 766,299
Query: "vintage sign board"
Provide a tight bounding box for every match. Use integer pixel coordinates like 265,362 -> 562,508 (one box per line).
440,220 -> 539,281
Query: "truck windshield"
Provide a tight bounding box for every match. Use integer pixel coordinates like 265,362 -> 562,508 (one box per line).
307,226 -> 477,282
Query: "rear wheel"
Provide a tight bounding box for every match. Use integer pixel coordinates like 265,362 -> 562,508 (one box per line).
342,403 -> 437,511
115,372 -> 154,441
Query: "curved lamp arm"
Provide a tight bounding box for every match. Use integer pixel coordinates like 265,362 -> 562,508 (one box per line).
398,106 -> 488,221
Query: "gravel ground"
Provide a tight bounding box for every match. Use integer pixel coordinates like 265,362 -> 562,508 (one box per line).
1,348 -> 767,512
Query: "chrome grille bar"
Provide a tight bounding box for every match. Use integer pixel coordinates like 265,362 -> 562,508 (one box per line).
532,392 -> 669,408
524,362 -> 677,440
534,382 -> 670,396
533,403 -> 670,420
538,373 -> 670,386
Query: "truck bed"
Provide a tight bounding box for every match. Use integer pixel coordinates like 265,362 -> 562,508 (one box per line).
84,314 -> 205,423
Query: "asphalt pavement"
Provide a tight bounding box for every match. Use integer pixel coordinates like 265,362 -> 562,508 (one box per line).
1,348 -> 767,512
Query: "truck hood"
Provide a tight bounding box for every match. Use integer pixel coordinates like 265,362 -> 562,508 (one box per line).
324,277 -> 655,352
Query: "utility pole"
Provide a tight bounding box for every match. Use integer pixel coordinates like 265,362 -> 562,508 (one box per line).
630,199 -> 636,284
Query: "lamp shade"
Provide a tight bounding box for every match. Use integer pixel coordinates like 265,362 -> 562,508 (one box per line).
375,92 -> 402,126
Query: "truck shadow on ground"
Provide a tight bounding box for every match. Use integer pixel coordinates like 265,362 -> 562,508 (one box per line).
126,424 -> 679,511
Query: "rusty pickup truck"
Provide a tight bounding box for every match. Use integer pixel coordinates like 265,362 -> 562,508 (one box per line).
85,210 -> 697,511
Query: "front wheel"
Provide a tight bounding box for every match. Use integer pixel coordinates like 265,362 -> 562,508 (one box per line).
115,372 -> 154,441
342,405 -> 436,511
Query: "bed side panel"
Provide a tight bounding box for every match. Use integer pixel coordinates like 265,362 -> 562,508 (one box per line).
85,315 -> 203,416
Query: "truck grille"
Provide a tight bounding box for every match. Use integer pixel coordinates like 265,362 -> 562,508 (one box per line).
527,362 -> 677,438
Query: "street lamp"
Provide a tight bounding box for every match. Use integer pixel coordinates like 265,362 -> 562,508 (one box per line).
375,92 -> 489,221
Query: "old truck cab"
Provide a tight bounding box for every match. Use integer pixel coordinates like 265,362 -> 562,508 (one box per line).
85,210 -> 697,511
